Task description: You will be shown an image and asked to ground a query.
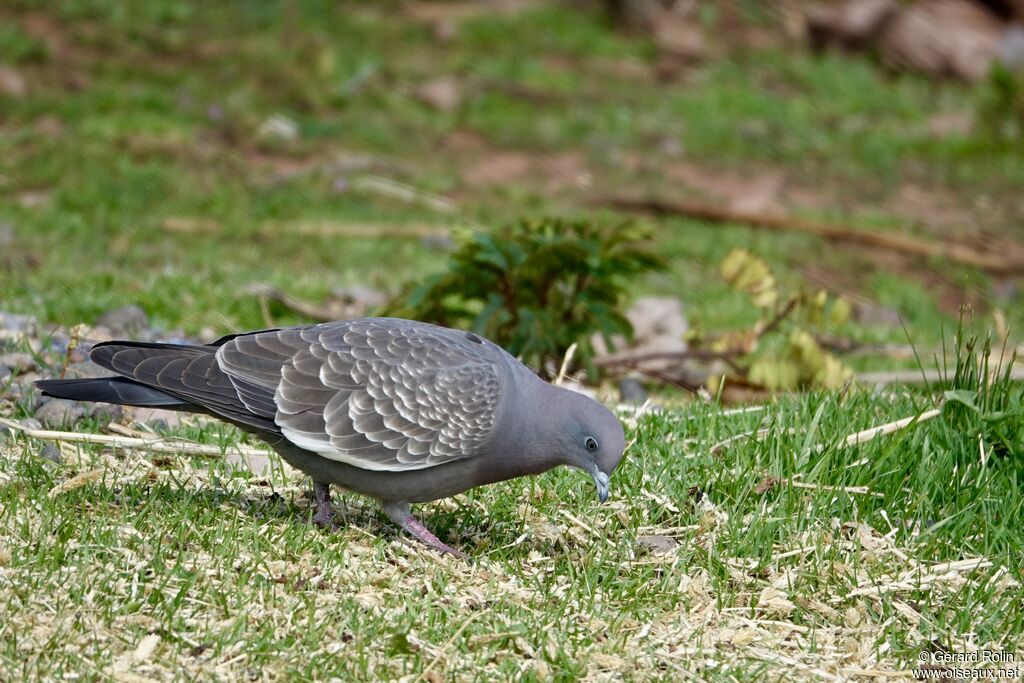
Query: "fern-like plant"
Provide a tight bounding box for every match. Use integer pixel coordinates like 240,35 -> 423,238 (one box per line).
386,218 -> 666,376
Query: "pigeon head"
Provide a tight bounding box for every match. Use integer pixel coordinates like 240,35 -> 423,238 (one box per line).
551,388 -> 626,503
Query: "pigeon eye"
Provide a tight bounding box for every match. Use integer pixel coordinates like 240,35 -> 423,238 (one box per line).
585,437 -> 599,452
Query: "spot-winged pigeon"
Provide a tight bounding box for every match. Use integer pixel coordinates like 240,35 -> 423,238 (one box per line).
36,318 -> 627,556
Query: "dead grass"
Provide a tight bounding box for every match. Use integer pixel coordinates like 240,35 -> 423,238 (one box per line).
1,393 -> 1021,681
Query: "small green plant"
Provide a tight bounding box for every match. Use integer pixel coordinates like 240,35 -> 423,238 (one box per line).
939,328 -> 1023,459
386,218 -> 666,376
700,248 -> 855,391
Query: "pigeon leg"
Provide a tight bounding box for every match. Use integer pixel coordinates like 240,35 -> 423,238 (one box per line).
382,502 -> 467,559
310,480 -> 335,528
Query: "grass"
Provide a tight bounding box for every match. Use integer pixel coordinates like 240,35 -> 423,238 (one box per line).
1,1 -> 1020,344
1,340 -> 1022,680
1,1 -> 1023,679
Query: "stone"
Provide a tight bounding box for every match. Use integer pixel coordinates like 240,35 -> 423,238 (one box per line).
635,534 -> 677,555
618,377 -> 648,405
879,0 -> 1003,82
420,234 -> 457,252
0,311 -> 35,334
124,407 -> 182,431
415,76 -> 462,112
0,67 -> 27,98
87,403 -> 123,424
95,305 -> 149,335
1000,24 -> 1024,70
34,399 -> 86,428
64,360 -> 115,380
593,296 -> 689,371
806,0 -> 897,51
257,114 -> 299,143
39,443 -> 62,464
653,12 -> 705,61
0,353 -> 36,375
4,380 -> 38,409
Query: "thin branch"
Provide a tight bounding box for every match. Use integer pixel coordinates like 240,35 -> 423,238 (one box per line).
351,175 -> 457,214
0,417 -> 274,459
837,408 -> 942,448
783,478 -> 883,498
755,296 -> 798,339
601,195 -> 1024,274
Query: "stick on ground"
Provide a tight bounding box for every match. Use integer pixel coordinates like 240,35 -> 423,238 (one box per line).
602,196 -> 1024,274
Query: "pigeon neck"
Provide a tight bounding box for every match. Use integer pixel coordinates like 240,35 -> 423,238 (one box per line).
519,378 -> 572,471
487,374 -> 564,477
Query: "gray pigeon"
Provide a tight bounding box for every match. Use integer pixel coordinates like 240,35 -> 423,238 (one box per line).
36,318 -> 626,556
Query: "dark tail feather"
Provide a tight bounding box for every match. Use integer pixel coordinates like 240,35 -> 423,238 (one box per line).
35,377 -> 191,408
89,340 -> 210,372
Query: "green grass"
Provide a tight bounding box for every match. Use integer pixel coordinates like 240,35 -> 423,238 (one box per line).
1,1 -> 1020,346
1,345 -> 1021,679
1,2 -> 1023,679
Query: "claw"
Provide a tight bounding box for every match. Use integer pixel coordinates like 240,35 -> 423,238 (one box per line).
400,515 -> 468,559
382,501 -> 467,559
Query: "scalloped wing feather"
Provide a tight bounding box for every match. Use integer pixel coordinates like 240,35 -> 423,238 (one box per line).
215,319 -> 503,472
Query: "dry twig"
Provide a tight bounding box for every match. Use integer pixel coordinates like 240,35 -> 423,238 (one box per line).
602,195 -> 1024,274
0,416 -> 274,460
838,409 -> 941,448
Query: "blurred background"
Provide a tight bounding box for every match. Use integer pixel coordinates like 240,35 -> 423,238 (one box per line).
1,0 -> 1023,396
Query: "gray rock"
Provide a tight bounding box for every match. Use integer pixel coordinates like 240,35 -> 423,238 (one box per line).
999,24 -> 1024,71
17,372 -> 40,388
63,360 -> 114,380
420,234 -> 457,252
40,332 -> 71,357
19,418 -> 42,431
806,0 -> 897,51
95,305 -> 149,335
0,352 -> 36,375
415,76 -> 462,112
0,311 -> 35,333
0,364 -> 10,384
618,377 -> 648,405
87,402 -> 123,424
635,534 -> 677,555
39,443 -> 62,464
123,406 -> 182,431
593,296 -> 689,370
34,399 -> 86,428
5,378 -> 40,409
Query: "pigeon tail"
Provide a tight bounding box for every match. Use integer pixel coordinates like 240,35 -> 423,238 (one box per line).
35,376 -> 189,408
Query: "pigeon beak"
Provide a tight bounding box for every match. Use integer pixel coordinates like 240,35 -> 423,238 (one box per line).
593,470 -> 610,503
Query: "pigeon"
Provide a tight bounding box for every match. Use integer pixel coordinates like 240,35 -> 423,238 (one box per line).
36,318 -> 627,556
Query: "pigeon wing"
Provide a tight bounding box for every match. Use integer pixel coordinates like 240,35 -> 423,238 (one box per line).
215,319 -> 503,472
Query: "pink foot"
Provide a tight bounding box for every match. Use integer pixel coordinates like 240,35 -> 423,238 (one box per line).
401,515 -> 468,559
381,502 -> 469,558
